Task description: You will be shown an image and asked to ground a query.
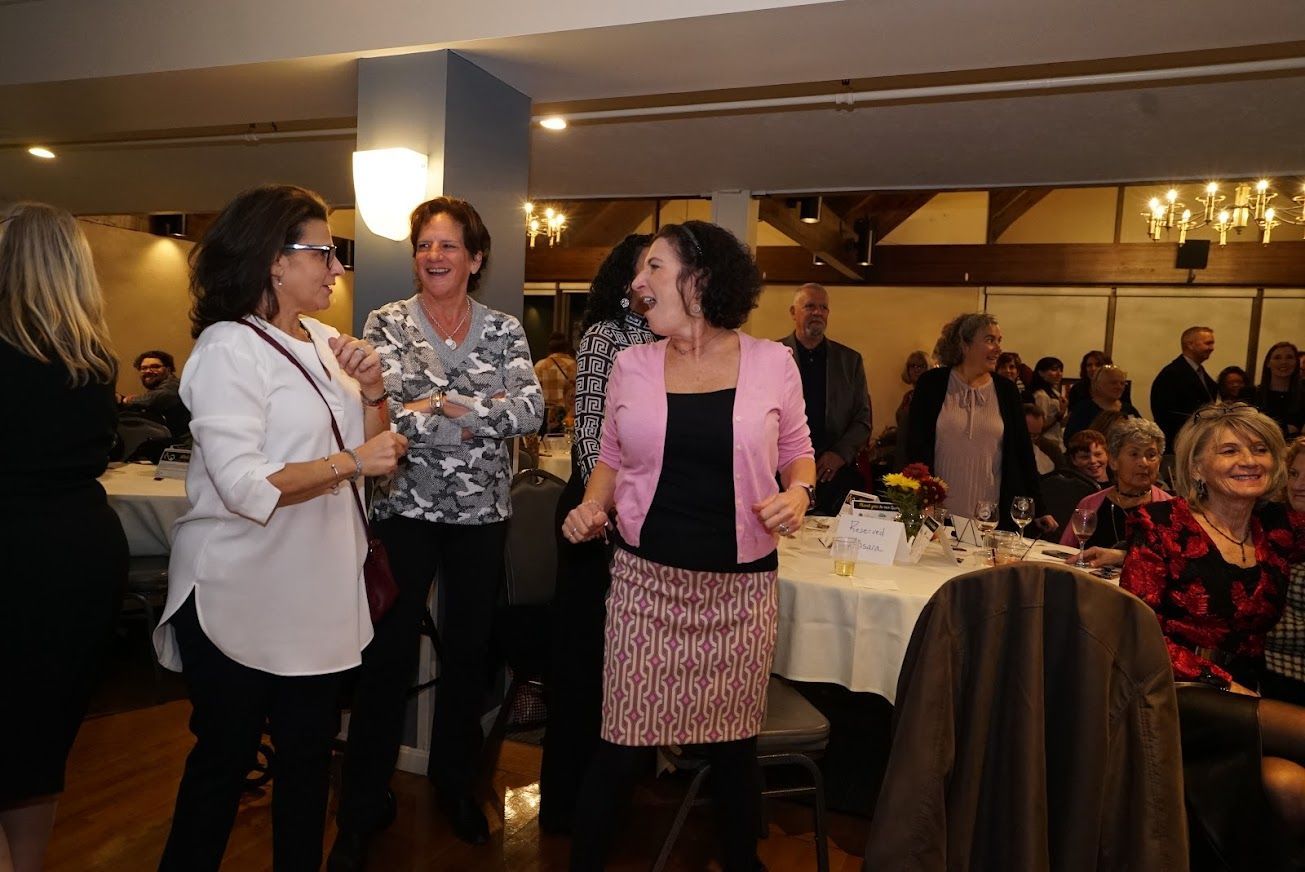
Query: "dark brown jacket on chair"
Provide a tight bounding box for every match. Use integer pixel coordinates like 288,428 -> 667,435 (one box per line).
864,564 -> 1188,872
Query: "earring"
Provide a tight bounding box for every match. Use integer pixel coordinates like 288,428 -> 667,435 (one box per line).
275,278 -> 282,287
690,302 -> 703,316
619,296 -> 629,309
1195,479 -> 1208,500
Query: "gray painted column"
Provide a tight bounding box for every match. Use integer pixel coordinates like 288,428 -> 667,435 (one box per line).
354,50 -> 531,333
711,189 -> 758,250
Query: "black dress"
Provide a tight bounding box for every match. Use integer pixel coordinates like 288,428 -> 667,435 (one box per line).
0,342 -> 127,804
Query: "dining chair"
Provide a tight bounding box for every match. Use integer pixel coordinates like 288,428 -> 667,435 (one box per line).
119,555 -> 170,698
654,675 -> 832,872
1038,468 -> 1099,537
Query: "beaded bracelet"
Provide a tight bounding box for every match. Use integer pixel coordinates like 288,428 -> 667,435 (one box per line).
343,447 -> 364,481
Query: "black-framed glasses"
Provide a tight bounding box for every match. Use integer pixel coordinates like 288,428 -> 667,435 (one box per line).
1192,402 -> 1253,421
282,243 -> 337,266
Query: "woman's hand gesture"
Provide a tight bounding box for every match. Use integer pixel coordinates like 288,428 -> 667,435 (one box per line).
330,334 -> 383,394
354,431 -> 408,477
562,500 -> 609,543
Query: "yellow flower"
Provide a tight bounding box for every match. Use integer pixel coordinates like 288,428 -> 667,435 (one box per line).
883,473 -> 921,491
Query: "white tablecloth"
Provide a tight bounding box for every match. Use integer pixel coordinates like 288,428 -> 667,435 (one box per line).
99,463 -> 189,556
772,533 -> 1081,703
536,450 -> 572,482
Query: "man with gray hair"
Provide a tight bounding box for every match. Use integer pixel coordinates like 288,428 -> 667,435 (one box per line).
780,283 -> 872,513
1150,325 -> 1217,449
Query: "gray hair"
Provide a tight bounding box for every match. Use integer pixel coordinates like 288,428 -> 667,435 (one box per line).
1106,417 -> 1165,457
934,312 -> 998,368
1092,364 -> 1128,387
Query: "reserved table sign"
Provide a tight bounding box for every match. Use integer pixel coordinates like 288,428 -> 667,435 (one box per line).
833,513 -> 906,566
154,446 -> 191,481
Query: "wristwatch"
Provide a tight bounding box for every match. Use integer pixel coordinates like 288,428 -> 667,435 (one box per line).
429,390 -> 446,415
791,481 -> 816,506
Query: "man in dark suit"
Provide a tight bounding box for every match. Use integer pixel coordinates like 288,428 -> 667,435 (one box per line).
1150,326 -> 1217,450
780,283 -> 872,514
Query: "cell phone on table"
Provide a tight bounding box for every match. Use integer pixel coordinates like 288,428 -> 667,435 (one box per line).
1041,548 -> 1073,560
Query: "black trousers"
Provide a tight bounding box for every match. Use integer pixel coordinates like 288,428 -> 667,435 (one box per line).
570,737 -> 762,871
159,594 -> 343,872
539,463 -> 612,831
337,515 -> 506,831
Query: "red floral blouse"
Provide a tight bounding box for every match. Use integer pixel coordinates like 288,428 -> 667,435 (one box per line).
1121,498 -> 1305,686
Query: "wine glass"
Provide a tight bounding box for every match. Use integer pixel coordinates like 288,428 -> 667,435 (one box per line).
1011,496 -> 1034,543
974,500 -> 997,540
1071,508 -> 1098,568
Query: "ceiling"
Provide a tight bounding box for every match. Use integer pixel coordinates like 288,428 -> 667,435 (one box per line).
2,0 -> 1305,210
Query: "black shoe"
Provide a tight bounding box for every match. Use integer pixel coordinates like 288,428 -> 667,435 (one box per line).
379,788 -> 397,830
325,829 -> 373,872
441,795 -> 489,845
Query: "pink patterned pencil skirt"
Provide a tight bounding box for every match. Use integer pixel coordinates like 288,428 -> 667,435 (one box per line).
601,547 -> 778,746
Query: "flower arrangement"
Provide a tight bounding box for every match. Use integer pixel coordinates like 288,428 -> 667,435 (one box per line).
882,463 -> 949,538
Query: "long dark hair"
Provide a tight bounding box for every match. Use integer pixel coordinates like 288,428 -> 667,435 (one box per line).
189,185 -> 328,338
1023,356 -> 1064,402
580,234 -> 652,332
1259,341 -> 1301,393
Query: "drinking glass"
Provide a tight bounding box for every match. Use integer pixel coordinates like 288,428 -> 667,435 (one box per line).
831,538 -> 859,577
1011,496 -> 1034,543
974,500 -> 997,537
1071,508 -> 1098,568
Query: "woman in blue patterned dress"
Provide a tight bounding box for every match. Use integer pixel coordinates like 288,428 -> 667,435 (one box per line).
328,197 -> 543,866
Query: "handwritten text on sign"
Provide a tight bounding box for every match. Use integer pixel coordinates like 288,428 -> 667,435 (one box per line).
834,513 -> 906,566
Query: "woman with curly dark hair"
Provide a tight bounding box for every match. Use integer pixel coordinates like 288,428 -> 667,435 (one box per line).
539,233 -> 653,833
561,221 -> 816,870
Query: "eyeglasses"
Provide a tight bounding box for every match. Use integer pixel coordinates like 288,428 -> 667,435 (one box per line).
282,243 -> 338,266
1192,402 -> 1253,421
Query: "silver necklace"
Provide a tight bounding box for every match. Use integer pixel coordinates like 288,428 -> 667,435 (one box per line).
671,328 -> 728,356
421,296 -> 470,349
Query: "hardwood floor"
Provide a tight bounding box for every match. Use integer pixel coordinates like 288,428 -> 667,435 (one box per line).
47,702 -> 868,871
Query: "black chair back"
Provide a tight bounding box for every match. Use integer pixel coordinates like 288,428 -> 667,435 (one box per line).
504,468 -> 567,607
1039,468 -> 1099,536
115,414 -> 174,462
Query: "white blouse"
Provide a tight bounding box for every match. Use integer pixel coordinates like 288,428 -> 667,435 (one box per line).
153,316 -> 373,676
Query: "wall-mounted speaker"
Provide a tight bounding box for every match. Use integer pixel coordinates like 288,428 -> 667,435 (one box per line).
1176,239 -> 1210,270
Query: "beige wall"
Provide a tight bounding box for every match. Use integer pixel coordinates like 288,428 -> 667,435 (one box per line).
742,284 -> 982,436
998,187 -> 1117,243
86,219 -> 355,396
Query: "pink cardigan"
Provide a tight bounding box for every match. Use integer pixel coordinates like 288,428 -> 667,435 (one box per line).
1059,485 -> 1173,546
598,332 -> 814,564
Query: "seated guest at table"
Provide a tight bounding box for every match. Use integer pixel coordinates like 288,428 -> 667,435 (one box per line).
1023,403 -> 1059,474
1121,403 -> 1305,832
0,203 -> 127,872
330,197 -> 543,862
1064,364 -> 1140,440
907,313 -> 1054,533
780,283 -> 871,514
1218,365 -> 1252,404
562,220 -> 816,871
1059,417 -> 1169,550
1024,356 -> 1068,448
1066,349 -> 1111,409
1264,438 -> 1305,706
534,331 -> 577,435
892,349 -> 930,471
1254,341 -> 1305,439
540,233 -> 653,834
119,349 -> 191,438
1066,429 -> 1111,488
152,185 -> 408,871
996,352 -> 1023,392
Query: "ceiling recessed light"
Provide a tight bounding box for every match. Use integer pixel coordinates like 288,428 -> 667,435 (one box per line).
539,116 -> 568,131
28,146 -> 55,159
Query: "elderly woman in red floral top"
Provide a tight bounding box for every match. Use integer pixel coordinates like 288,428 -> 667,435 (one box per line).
1122,402 -> 1305,830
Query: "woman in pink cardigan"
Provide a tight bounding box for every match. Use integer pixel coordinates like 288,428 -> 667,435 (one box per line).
561,220 -> 816,871
1060,417 -> 1171,552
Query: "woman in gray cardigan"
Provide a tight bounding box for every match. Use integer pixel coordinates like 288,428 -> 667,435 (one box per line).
329,197 -> 543,866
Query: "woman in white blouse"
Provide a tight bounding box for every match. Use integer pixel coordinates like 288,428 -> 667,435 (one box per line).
153,186 -> 407,871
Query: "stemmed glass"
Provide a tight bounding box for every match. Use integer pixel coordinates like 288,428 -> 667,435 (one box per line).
974,500 -> 997,540
1011,496 -> 1034,543
1071,508 -> 1098,568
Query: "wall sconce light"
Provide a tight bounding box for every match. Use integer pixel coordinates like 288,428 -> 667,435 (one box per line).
352,148 -> 429,241
798,196 -> 822,224
812,254 -> 825,266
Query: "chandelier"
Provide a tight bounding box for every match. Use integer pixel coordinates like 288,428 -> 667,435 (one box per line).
524,202 -> 566,247
1142,179 -> 1305,245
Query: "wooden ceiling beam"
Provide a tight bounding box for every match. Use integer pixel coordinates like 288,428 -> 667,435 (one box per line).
757,197 -> 863,280
563,200 -> 655,248
986,187 -> 1053,243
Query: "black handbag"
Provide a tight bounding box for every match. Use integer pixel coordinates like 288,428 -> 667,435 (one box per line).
240,318 -> 398,623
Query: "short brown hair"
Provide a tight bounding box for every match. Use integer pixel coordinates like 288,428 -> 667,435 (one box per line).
1067,429 -> 1106,458
408,197 -> 491,293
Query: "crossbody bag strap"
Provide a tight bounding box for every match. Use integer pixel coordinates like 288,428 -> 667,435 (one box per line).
238,318 -> 372,534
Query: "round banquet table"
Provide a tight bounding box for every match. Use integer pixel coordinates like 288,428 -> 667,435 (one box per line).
535,447 -> 573,482
772,531 -> 1085,704
99,462 -> 190,556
